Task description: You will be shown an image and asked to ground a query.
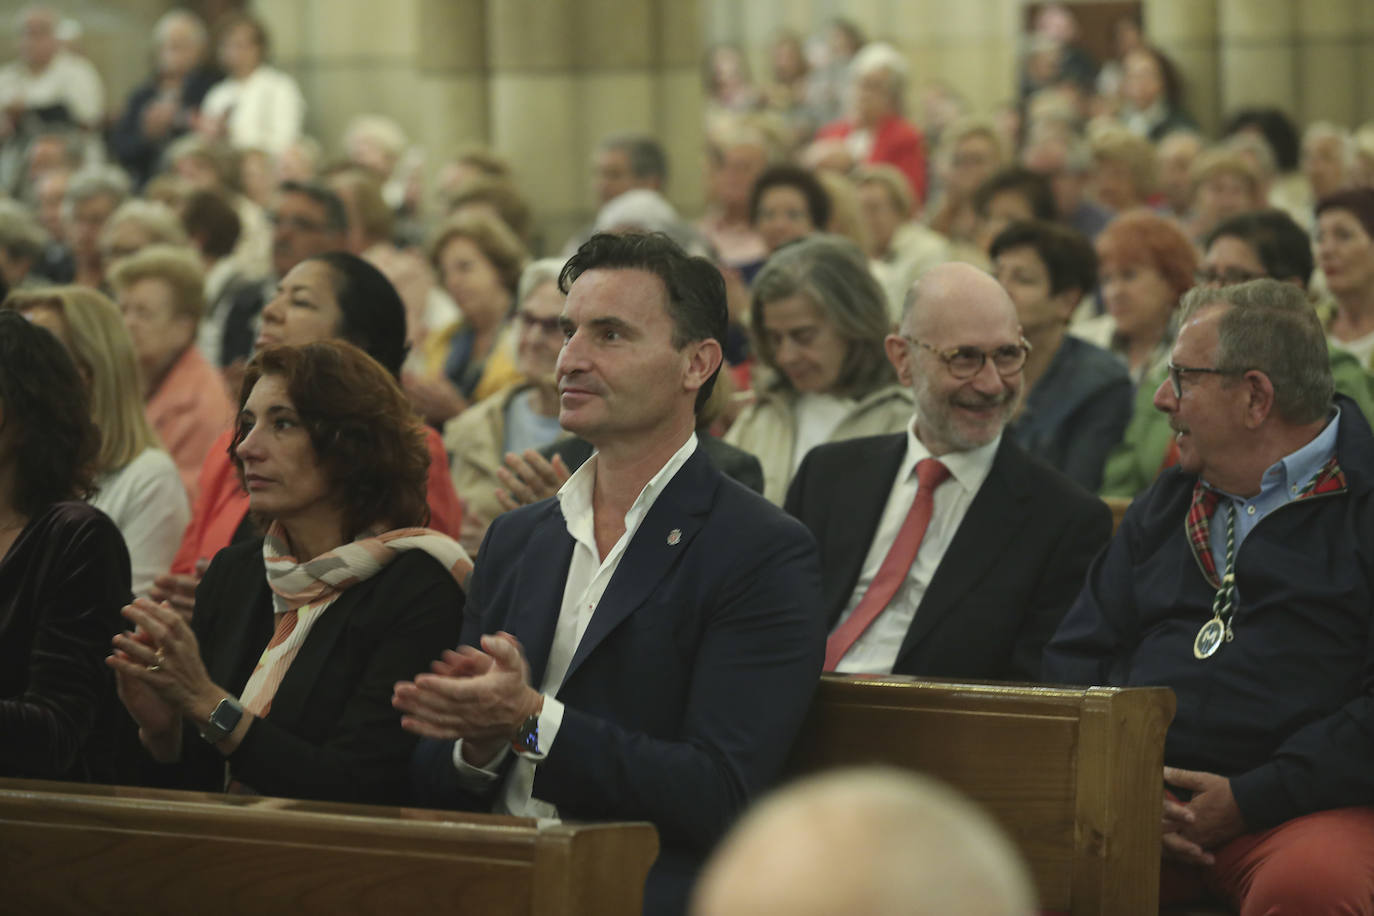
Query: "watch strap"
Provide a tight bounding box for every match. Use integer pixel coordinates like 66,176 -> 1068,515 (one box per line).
198,696 -> 245,744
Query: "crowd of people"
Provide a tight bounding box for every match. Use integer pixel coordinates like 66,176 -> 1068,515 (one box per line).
3,3 -> 1374,914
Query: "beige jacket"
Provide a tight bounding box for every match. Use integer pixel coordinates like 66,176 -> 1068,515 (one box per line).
723,384 -> 914,505
443,384 -> 566,555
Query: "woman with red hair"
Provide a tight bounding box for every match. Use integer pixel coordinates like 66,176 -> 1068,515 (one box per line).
1076,210 -> 1198,384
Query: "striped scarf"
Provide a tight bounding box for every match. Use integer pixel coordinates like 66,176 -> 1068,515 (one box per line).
238,522 -> 473,717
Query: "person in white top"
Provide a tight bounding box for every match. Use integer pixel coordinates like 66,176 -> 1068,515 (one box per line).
0,6 -> 104,136
395,231 -> 825,916
198,13 -> 304,156
785,262 -> 1111,681
5,285 -> 188,598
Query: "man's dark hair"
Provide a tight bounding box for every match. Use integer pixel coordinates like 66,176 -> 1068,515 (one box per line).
0,309 -> 99,517
989,220 -> 1098,297
601,133 -> 669,185
559,232 -> 726,413
972,167 -> 1057,222
749,164 -> 831,231
278,180 -> 348,235
1203,209 -> 1314,289
1222,107 -> 1300,173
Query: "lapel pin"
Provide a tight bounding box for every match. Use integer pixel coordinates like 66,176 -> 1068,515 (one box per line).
667,528 -> 682,546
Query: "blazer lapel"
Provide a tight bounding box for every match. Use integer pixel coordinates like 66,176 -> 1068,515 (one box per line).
826,436 -> 907,627
894,438 -> 1031,664
561,448 -> 717,683
501,506 -> 575,686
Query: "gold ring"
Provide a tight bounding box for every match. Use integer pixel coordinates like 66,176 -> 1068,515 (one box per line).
146,664 -> 161,673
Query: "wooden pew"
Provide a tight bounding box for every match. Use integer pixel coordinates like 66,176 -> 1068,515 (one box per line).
787,675 -> 1176,916
0,778 -> 657,916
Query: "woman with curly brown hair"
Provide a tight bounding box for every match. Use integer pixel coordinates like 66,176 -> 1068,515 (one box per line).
110,339 -> 471,805
0,310 -> 134,782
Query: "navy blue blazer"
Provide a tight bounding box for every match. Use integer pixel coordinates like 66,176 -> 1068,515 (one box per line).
412,446 -> 825,915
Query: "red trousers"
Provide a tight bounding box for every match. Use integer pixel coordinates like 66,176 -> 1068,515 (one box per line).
1160,807 -> 1374,915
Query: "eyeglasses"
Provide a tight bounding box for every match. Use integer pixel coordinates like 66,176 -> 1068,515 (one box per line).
517,311 -> 563,336
269,213 -> 329,234
1166,361 -> 1245,398
904,336 -> 1031,379
1193,267 -> 1265,286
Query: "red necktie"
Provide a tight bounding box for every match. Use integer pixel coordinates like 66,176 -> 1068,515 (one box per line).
824,457 -> 950,671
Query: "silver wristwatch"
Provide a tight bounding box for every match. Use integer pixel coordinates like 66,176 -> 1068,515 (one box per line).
198,697 -> 245,744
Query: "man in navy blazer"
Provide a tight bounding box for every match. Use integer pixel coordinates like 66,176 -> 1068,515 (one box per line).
395,233 -> 824,916
785,262 -> 1109,682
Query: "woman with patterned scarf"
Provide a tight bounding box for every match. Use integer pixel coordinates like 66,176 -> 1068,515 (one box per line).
109,339 -> 471,804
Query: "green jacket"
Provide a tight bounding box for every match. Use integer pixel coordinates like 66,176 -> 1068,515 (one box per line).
1099,342 -> 1374,499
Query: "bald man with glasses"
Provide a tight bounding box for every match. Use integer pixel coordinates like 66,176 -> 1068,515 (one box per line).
785,262 -> 1110,681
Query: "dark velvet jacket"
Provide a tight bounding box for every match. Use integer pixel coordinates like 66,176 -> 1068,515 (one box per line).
0,502 -> 133,782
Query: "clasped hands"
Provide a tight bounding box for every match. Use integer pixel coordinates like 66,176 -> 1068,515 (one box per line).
1161,766 -> 1247,866
393,631 -> 543,767
106,596 -> 231,761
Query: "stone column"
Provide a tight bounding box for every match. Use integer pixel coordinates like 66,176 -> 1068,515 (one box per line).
1295,0 -> 1361,127
1216,0 -> 1297,120
488,0 -> 703,252
1147,0 -> 1219,135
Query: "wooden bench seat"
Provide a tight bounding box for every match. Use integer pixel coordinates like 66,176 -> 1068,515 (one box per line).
0,778 -> 657,916
787,674 -> 1176,916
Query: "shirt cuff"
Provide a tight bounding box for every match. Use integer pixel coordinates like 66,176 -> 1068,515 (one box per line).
514,696 -> 565,762
451,740 -> 510,790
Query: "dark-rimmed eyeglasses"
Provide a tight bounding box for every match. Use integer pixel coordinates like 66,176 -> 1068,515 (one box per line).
903,336 -> 1031,380
1193,267 -> 1265,286
1166,361 -> 1245,398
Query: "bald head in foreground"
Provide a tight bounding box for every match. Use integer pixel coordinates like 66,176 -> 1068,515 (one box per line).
783,262 -> 1112,681
692,767 -> 1036,916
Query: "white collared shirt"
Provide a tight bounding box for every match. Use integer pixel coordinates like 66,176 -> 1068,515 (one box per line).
831,421 -> 1001,674
452,432 -> 700,818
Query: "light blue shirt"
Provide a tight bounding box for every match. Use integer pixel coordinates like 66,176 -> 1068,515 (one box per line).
1207,408 -> 1341,574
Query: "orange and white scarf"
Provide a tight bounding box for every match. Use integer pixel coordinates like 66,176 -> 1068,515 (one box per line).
238,523 -> 472,717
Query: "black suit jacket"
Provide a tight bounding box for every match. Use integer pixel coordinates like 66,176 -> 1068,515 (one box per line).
785,433 -> 1110,681
156,540 -> 464,804
412,446 -> 824,915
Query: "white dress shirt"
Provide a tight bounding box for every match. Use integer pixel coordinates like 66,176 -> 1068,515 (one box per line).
201,65 -> 304,155
0,50 -> 104,126
831,422 -> 1001,674
451,433 -> 700,818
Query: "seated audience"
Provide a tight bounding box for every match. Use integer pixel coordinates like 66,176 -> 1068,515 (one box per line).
692,767 -> 1036,916
1316,188 -> 1374,368
64,165 -> 130,289
971,166 -> 1057,253
165,133 -> 272,280
108,9 -> 218,189
399,232 -> 823,916
156,252 -> 463,617
6,287 -> 188,598
810,42 -> 927,204
111,339 -> 470,804
786,262 -> 1109,680
1074,210 -> 1197,384
1046,280 -> 1374,914
0,197 -> 50,289
444,258 -> 567,555
179,187 -> 253,366
410,211 -> 527,427
0,309 -> 132,782
1155,128 -> 1204,220
108,244 -> 235,495
855,164 -> 950,321
97,199 -> 188,271
991,220 -> 1132,490
0,6 -> 104,139
1022,128 -> 1112,240
1117,45 -> 1196,141
697,119 -> 772,272
1301,122 -> 1355,225
199,13 -> 304,156
749,163 -> 830,255
1187,147 -> 1266,243
926,118 -> 1006,247
725,235 -> 912,504
1102,208 -> 1374,498
1087,124 -> 1157,214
